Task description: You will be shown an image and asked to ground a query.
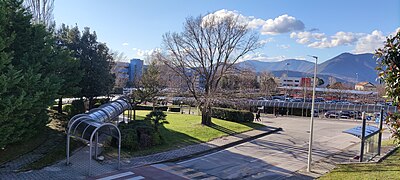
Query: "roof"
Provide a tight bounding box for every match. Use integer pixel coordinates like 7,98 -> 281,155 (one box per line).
356,82 -> 375,87
343,126 -> 380,139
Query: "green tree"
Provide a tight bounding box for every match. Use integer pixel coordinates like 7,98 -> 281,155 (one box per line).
0,0 -> 63,148
54,24 -> 82,113
136,57 -> 161,108
376,29 -> 400,142
56,25 -> 115,109
79,27 -> 115,108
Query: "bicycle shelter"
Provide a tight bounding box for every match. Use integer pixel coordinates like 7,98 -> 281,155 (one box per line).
66,97 -> 132,175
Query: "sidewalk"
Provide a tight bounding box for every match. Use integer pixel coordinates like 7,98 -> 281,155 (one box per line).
0,125 -> 281,179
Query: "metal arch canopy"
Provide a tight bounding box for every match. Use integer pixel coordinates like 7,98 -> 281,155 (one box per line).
66,96 -> 132,176
247,100 -> 398,113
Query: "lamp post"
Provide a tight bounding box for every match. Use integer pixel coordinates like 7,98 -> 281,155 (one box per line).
356,73 -> 359,83
307,55 -> 318,172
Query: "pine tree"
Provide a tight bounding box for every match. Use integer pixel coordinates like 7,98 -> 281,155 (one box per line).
0,0 -> 63,148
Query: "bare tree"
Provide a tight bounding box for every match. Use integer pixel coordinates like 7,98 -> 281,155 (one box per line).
259,71 -> 277,96
24,0 -> 55,27
158,13 -> 260,125
110,50 -> 129,90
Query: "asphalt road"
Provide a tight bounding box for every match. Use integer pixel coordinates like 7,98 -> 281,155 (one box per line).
161,115 -> 387,179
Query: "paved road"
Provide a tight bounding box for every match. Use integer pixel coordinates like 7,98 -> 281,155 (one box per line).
154,116 -> 385,179
90,115 -> 388,180
88,166 -> 188,180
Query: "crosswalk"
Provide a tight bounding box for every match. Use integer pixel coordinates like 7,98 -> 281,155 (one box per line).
95,171 -> 144,180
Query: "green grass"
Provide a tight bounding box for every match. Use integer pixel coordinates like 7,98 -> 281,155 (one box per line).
112,110 -> 265,157
319,139 -> 400,180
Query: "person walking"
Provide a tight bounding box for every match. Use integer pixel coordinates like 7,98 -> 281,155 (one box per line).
255,109 -> 261,121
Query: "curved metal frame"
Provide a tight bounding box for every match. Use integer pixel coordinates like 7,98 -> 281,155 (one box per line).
66,97 -> 131,176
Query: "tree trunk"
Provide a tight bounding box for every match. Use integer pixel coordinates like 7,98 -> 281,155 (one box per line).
89,97 -> 94,110
133,104 -> 136,121
58,97 -> 63,114
201,105 -> 212,126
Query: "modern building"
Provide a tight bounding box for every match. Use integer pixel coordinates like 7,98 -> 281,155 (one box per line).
128,58 -> 144,83
355,82 -> 376,91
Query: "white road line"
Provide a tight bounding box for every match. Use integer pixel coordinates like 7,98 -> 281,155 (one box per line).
96,171 -> 135,180
126,176 -> 145,180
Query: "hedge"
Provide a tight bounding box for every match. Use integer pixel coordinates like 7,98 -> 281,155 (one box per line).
211,107 -> 254,122
135,105 -> 168,111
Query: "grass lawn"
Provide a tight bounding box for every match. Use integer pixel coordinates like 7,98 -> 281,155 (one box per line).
319,139 -> 399,180
113,110 -> 265,157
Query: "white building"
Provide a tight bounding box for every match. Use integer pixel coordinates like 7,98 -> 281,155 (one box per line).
280,77 -> 301,87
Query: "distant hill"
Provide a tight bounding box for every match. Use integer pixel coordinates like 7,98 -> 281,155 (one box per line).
239,52 -> 379,84
312,53 -> 378,83
270,70 -> 350,86
238,59 -> 313,73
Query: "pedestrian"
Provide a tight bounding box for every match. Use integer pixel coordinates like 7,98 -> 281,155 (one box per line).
255,109 -> 261,121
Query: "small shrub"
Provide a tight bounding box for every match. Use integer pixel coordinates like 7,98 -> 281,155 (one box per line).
145,110 -> 167,130
211,107 -> 254,122
119,120 -> 163,151
69,100 -> 85,117
169,106 -> 181,112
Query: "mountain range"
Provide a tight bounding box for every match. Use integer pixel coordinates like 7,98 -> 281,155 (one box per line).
239,52 -> 379,84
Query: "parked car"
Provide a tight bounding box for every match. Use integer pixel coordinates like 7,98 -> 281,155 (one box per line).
325,111 -> 339,118
339,111 -> 351,119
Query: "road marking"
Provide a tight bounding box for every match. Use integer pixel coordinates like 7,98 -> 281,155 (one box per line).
96,171 -> 135,180
126,176 -> 145,180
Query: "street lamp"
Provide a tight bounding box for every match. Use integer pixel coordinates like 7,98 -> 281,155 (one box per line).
307,55 -> 318,172
356,73 -> 359,83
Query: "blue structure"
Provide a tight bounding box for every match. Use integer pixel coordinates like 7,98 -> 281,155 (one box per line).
128,58 -> 144,83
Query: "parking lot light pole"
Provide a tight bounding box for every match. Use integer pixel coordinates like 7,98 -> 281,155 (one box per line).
307,55 -> 318,172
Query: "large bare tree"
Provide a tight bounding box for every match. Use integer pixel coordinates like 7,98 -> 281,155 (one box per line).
24,0 -> 55,26
158,13 -> 260,125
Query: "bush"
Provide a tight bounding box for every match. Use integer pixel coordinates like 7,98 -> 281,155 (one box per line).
68,100 -> 85,117
118,120 -> 163,151
145,110 -> 167,130
169,106 -> 181,112
211,107 -> 254,122
136,105 -> 168,111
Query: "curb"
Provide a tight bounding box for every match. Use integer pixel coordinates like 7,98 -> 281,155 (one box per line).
151,127 -> 283,165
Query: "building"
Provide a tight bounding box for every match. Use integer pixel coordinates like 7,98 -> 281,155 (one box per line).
280,77 -> 301,87
355,82 -> 376,91
128,58 -> 144,83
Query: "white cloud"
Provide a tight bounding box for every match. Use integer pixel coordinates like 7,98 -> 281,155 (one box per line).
132,47 -> 138,51
278,44 -> 290,49
261,14 -> 305,35
135,48 -> 161,58
202,9 -> 250,27
291,31 -> 362,48
122,42 -> 129,46
290,31 -> 326,44
259,38 -> 274,45
204,10 -> 305,35
240,52 -> 286,62
353,30 -> 386,54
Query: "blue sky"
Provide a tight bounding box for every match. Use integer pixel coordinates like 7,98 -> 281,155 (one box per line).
54,0 -> 399,63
